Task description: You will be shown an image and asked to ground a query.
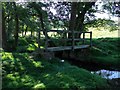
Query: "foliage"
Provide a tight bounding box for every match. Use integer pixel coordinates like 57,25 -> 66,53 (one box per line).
16,37 -> 37,52
2,1 -> 119,51
85,18 -> 119,31
102,1 -> 120,17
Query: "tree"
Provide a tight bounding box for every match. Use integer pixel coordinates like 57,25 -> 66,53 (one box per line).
13,2 -> 19,50
28,2 -> 56,47
69,2 -> 96,38
2,1 -> 118,51
2,4 -> 7,50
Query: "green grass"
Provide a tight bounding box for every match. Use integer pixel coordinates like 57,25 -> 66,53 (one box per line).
2,29 -> 119,89
87,27 -> 118,38
16,37 -> 38,52
2,52 -> 109,89
84,38 -> 120,69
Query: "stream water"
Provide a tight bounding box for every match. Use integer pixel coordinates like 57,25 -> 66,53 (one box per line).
61,58 -> 120,80
91,69 -> 120,79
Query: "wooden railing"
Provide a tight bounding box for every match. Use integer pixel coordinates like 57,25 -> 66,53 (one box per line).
39,30 -> 92,51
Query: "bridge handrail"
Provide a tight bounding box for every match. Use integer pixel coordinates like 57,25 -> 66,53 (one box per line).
40,29 -> 92,51
40,29 -> 92,33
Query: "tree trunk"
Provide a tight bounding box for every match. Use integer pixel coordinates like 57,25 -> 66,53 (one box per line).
2,6 -> 7,50
75,11 -> 86,38
69,2 -> 96,39
0,5 -> 2,49
68,2 -> 77,38
38,6 -> 55,47
13,2 -> 19,50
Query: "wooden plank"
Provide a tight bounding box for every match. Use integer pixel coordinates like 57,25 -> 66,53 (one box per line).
47,46 -> 72,51
46,45 -> 90,52
40,30 -> 92,34
47,30 -> 63,32
74,45 -> 89,49
47,38 -> 84,41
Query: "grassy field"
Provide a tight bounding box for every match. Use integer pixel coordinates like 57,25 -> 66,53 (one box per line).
87,27 -> 119,38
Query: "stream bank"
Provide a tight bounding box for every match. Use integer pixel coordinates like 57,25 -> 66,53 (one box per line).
54,50 -> 120,89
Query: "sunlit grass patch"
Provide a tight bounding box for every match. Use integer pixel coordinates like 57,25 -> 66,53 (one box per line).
88,27 -> 118,38
2,52 -> 109,89
16,37 -> 38,52
2,52 -> 14,61
33,83 -> 46,89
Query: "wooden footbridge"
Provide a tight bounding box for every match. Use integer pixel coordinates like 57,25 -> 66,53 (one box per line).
39,30 -> 92,52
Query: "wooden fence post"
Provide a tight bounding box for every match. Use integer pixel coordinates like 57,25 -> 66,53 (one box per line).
83,32 -> 85,44
72,30 -> 75,51
45,29 -> 48,52
63,30 -> 67,46
90,32 -> 92,46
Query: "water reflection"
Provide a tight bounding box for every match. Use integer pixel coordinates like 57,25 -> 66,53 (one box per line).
91,69 -> 120,79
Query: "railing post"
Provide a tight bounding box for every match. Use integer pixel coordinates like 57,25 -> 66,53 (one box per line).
83,32 -> 85,44
63,30 -> 67,46
90,31 -> 92,46
72,30 -> 74,51
45,29 -> 48,52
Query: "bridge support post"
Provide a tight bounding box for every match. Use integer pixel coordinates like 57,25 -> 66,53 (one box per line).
72,30 -> 75,51
83,32 -> 85,44
90,32 -> 92,47
45,29 -> 48,52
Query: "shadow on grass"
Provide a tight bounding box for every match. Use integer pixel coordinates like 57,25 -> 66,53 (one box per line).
2,52 -> 110,89
2,53 -> 46,89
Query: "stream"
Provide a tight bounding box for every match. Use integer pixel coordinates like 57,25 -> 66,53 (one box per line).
64,58 -> 120,88
91,69 -> 120,79
56,51 -> 120,88
59,56 -> 120,80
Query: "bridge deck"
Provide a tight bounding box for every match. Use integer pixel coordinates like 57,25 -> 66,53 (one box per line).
46,45 -> 90,52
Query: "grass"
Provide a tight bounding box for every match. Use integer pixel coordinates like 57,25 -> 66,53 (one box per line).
87,27 -> 118,38
2,52 -> 109,89
16,37 -> 38,52
2,29 -> 119,89
83,37 -> 120,69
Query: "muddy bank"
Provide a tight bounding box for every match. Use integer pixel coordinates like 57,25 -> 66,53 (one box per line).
107,78 -> 120,90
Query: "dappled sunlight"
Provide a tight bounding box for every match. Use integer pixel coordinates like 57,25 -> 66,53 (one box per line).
32,61 -> 43,68
2,52 -> 14,61
2,52 -> 110,89
33,83 -> 46,89
43,74 -> 50,78
93,46 -> 102,51
2,1 -> 120,89
16,38 -> 38,52
2,52 -> 46,88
